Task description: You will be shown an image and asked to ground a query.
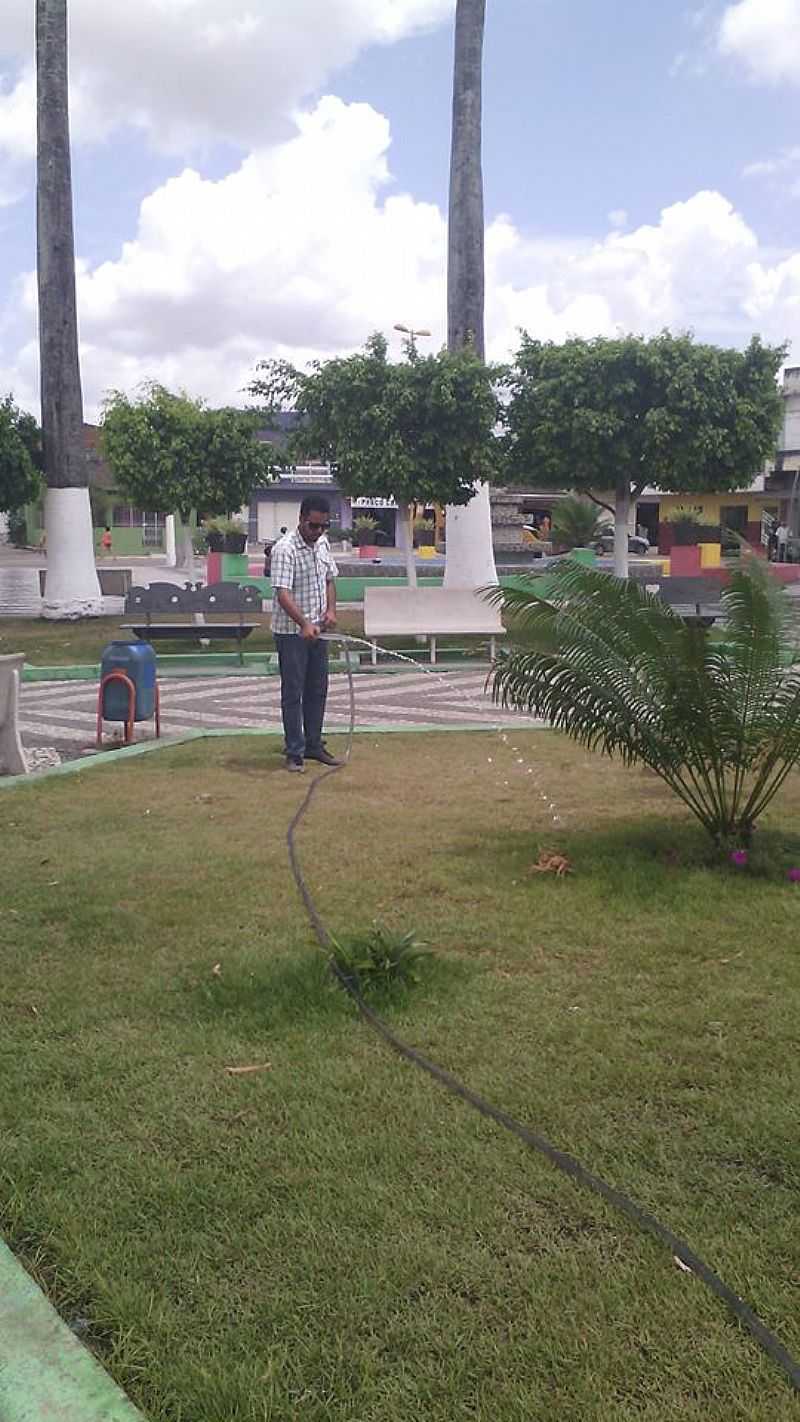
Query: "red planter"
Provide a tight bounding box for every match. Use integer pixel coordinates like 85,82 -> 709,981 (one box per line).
670,544 -> 702,576
358,544 -> 379,559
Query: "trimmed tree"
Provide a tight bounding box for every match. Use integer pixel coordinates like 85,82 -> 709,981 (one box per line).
101,384 -> 270,571
444,0 -> 497,590
505,332 -> 787,578
37,0 -> 102,617
249,333 -> 503,586
0,397 -> 42,516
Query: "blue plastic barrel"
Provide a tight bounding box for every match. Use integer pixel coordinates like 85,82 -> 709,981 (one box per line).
100,641 -> 157,722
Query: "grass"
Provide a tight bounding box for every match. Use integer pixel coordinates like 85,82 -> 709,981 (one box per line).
2,732 -> 800,1420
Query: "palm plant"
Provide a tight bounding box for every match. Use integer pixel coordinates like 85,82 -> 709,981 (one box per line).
550,495 -> 606,551
486,557 -> 800,850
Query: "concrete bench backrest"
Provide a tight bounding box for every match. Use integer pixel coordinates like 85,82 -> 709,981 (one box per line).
363,586 -> 504,636
0,653 -> 28,776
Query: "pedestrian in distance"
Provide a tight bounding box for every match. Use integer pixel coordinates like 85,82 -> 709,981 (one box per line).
270,498 -> 341,772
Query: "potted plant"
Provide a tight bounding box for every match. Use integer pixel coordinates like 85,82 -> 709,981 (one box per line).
663,508 -> 710,575
413,516 -> 436,547
353,515 -> 379,560
222,517 -> 248,554
202,517 -> 226,552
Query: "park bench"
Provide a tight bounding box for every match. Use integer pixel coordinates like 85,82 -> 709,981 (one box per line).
363,586 -> 505,665
120,581 -> 262,663
637,575 -> 724,629
0,653 -> 28,776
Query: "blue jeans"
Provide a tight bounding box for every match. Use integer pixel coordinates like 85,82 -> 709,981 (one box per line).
274,634 -> 329,759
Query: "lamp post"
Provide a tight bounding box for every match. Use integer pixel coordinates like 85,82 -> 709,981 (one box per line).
393,322 -> 431,355
393,324 -> 433,589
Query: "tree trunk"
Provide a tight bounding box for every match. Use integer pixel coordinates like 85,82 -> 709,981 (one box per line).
165,513 -> 177,567
396,501 -> 417,589
444,0 -> 498,592
37,0 -> 102,619
176,513 -> 195,576
614,480 -> 631,580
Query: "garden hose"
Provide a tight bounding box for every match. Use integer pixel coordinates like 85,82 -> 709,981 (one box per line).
286,633 -> 800,1395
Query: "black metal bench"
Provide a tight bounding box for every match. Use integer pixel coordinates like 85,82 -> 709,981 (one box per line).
120,581 -> 262,663
632,574 -> 724,628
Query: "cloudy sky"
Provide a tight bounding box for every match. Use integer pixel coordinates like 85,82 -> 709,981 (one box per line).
1,0 -> 800,420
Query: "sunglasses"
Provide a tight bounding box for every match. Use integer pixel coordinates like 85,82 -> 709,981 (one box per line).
305,519 -> 330,531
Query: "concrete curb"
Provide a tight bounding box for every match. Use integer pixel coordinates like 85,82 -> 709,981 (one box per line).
0,724 -> 510,791
0,1239 -> 145,1421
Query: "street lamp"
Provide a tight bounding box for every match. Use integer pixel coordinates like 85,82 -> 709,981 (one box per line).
394,322 -> 431,354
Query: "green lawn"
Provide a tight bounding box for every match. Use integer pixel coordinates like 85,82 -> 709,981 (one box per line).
2,733 -> 800,1420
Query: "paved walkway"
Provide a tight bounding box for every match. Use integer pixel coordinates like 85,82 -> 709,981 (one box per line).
19,668 -> 539,766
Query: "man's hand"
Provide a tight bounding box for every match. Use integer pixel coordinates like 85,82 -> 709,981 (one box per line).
301,619 -> 320,640
321,610 -> 337,630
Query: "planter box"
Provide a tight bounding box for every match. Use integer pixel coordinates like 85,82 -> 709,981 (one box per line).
699,541 -> 722,569
670,544 -> 702,576
358,544 -> 379,560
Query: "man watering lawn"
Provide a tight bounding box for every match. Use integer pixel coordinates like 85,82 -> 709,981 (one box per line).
270,496 -> 341,772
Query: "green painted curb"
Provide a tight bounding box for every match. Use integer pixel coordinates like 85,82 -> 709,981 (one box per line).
0,725 -> 508,791
0,1239 -> 145,1421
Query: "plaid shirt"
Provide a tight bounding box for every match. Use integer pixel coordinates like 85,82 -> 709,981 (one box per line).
270,528 -> 338,635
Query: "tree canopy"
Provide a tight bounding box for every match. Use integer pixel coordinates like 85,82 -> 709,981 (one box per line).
250,333 -> 503,509
101,383 -> 271,521
250,333 -> 503,583
504,331 -> 786,574
250,331 -> 503,506
0,396 -> 42,513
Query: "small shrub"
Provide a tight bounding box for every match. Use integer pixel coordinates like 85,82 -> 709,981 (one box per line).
487,555 -> 800,853
330,926 -> 431,990
550,495 -> 605,551
353,515 -> 379,546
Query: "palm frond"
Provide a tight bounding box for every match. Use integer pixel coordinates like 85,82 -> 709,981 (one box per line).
484,558 -> 800,848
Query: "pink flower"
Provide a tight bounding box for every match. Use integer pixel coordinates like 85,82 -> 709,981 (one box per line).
787,868 -> 800,883
730,850 -> 748,867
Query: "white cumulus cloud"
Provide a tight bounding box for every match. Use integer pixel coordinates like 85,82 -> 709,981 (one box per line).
0,0 -> 454,160
5,103 -> 800,422
719,0 -> 800,84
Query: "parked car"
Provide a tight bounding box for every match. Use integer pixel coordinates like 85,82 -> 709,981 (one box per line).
593,528 -> 650,556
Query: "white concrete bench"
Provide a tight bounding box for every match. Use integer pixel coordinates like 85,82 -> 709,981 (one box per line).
363,586 -> 505,665
0,653 -> 28,776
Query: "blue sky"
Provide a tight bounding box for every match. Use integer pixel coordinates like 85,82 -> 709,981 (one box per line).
337,0 -> 795,243
1,0 -> 799,416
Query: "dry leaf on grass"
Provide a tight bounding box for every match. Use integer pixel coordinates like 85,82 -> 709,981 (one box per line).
673,1255 -> 693,1274
211,963 -> 222,978
225,1063 -> 272,1076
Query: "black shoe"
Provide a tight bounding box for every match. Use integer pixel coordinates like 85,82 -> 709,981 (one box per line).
286,756 -> 305,773
304,746 -> 342,767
